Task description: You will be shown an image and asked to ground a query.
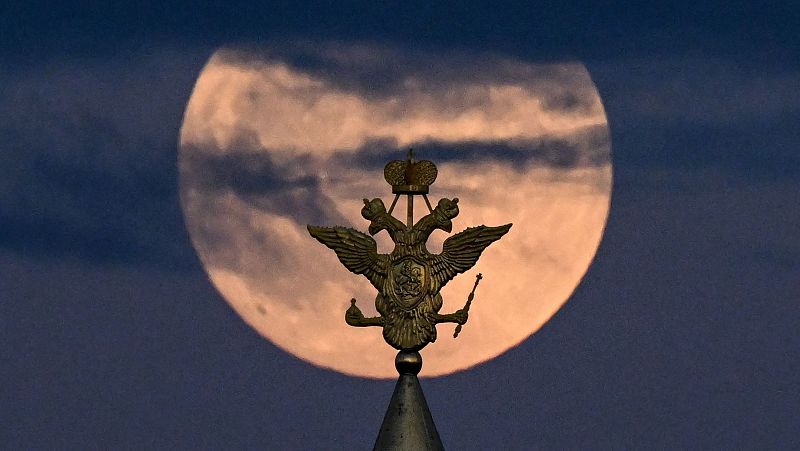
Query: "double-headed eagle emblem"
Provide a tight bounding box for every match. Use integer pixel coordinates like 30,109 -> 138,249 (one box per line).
308,151 -> 511,351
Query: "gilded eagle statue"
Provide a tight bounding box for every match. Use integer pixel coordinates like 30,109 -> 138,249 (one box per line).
307,150 -> 511,351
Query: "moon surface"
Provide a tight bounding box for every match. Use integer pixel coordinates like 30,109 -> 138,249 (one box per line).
179,44 -> 612,378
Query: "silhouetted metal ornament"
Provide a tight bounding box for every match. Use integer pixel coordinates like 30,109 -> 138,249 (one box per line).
307,150 -> 512,449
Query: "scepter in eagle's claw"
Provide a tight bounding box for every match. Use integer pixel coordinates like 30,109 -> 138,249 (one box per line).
454,273 -> 482,338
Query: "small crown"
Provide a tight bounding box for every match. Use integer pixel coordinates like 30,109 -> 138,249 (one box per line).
384,149 -> 438,194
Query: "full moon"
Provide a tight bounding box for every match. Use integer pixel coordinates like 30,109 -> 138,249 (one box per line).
179,44 -> 612,378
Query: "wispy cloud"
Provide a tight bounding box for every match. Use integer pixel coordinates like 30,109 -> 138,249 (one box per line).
181,46 -> 607,154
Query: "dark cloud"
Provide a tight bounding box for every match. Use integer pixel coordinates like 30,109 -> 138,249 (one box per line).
181,140 -> 316,196
612,116 -> 800,185
334,123 -> 611,172
0,50 -> 207,268
596,58 -> 800,126
181,143 -> 349,229
591,57 -> 800,183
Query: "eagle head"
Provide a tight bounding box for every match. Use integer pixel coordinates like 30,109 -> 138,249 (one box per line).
434,197 -> 459,232
362,198 -> 390,235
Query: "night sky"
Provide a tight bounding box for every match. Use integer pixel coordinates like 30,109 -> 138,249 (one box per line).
2,2 -> 799,449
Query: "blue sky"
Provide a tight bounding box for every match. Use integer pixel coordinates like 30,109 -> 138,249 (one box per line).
1,2 -> 799,448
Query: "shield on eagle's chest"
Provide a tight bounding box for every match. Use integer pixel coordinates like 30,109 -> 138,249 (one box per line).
387,255 -> 429,309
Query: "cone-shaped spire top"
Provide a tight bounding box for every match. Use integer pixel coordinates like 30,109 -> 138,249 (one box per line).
373,352 -> 444,451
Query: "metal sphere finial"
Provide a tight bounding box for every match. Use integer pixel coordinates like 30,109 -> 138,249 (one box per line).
395,351 -> 423,375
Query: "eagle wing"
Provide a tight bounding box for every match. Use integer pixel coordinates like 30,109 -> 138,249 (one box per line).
307,225 -> 388,290
430,223 -> 512,292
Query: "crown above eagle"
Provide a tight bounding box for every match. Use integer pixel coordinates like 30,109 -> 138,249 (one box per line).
384,149 -> 438,194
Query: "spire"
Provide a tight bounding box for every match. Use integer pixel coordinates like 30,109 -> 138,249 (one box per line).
373,352 -> 444,451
